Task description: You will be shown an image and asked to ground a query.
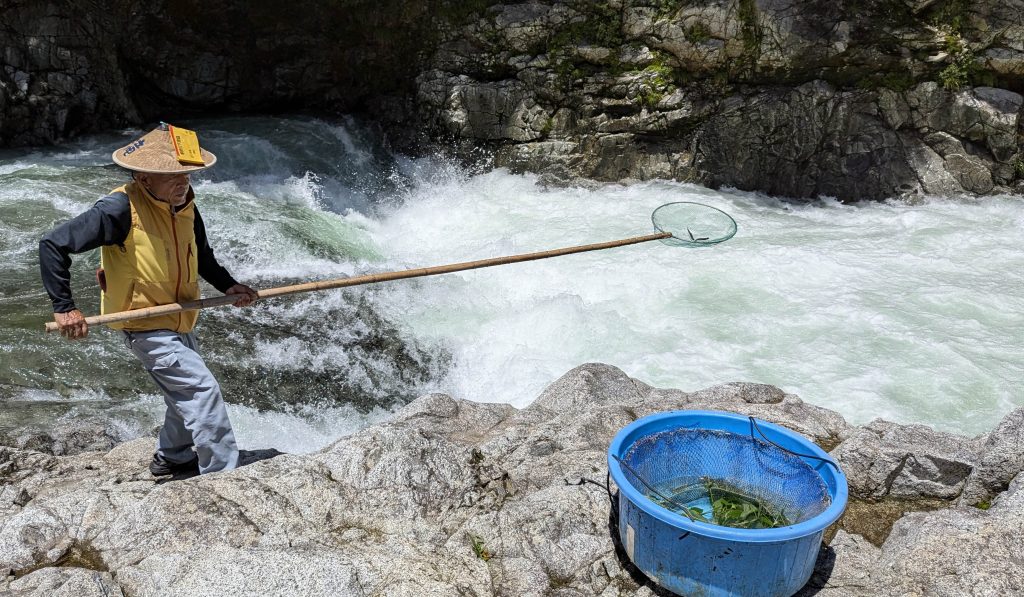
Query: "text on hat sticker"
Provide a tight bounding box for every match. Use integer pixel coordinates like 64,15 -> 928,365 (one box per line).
168,126 -> 205,166
123,139 -> 145,156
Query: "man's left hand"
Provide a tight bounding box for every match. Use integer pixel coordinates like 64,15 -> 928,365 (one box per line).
225,284 -> 258,307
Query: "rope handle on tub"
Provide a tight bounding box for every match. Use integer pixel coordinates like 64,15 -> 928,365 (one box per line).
747,416 -> 839,469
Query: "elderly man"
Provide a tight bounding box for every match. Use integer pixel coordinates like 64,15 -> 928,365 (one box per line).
39,123 -> 258,476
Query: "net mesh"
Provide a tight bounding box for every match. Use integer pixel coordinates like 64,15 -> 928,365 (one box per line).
619,427 -> 830,528
652,202 -> 737,247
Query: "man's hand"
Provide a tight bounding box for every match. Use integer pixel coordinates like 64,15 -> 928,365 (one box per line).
225,284 -> 258,307
54,309 -> 88,340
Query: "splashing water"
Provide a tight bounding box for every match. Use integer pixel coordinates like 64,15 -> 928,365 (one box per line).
1,116 -> 1021,452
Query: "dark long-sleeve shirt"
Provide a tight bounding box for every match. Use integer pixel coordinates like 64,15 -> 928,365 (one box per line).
39,189 -> 238,313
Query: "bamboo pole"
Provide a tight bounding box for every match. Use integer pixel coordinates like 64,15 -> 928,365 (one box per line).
45,231 -> 673,333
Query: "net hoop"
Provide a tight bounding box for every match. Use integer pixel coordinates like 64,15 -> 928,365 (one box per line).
651,201 -> 737,247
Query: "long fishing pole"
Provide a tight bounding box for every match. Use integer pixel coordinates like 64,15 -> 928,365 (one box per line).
45,232 -> 671,333
43,201 -> 737,334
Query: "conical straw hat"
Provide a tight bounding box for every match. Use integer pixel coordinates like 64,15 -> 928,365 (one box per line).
111,124 -> 217,174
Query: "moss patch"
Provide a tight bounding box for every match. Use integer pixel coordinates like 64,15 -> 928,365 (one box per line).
685,21 -> 712,45
938,33 -> 976,90
833,497 -> 949,547
653,0 -> 688,19
549,3 -> 624,50
470,534 -> 492,561
926,0 -> 971,34
547,2 -> 626,90
633,54 -> 681,107
732,0 -> 763,78
737,0 -> 761,52
14,540 -> 109,578
857,71 -> 917,92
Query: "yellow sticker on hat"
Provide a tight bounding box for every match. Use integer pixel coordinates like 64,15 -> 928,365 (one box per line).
168,125 -> 205,166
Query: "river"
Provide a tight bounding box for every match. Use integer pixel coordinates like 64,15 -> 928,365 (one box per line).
1,116 -> 1021,452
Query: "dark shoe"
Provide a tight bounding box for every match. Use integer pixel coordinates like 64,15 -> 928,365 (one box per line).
149,453 -> 199,476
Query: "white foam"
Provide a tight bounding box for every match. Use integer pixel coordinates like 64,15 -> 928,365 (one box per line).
122,393 -> 390,453
368,169 -> 1024,435
12,387 -> 116,402
227,402 -> 393,453
6,390 -> 392,454
0,162 -> 31,176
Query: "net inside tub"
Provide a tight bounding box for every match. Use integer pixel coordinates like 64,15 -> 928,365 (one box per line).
616,425 -> 832,529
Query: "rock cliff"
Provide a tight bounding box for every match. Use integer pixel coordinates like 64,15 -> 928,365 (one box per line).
0,364 -> 1021,596
2,1 -> 1023,199
414,0 -> 1024,199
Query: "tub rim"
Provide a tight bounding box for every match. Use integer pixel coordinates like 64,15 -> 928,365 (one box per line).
608,409 -> 849,544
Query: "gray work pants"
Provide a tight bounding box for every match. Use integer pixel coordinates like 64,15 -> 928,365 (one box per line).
124,330 -> 239,474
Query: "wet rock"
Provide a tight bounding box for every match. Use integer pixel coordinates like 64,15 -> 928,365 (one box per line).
0,421 -> 138,457
945,153 -> 995,193
476,73 -> 1021,199
4,566 -> 124,597
431,78 -> 551,142
0,448 -> 54,479
906,85 -> 1023,164
900,131 -> 963,195
653,82 -> 947,199
0,0 -> 450,146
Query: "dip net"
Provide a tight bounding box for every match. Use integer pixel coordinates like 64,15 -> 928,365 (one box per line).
652,202 -> 737,248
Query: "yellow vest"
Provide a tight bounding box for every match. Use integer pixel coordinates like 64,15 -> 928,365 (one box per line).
100,181 -> 200,332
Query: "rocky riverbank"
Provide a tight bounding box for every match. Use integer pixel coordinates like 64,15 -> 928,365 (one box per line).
3,1 -> 1022,200
1,363 -> 1021,596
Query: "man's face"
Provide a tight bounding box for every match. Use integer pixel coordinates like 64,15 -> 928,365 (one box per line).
137,172 -> 191,207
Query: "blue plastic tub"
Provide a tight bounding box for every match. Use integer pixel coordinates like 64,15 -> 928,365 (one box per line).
608,410 -> 848,597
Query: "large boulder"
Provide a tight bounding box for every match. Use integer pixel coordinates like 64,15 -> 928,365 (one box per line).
958,406 -> 1024,507
831,418 -> 982,501
870,473 -> 1024,596
417,72 -> 552,142
695,82 -> 915,200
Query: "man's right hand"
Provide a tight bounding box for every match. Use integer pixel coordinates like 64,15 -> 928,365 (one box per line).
54,309 -> 88,340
